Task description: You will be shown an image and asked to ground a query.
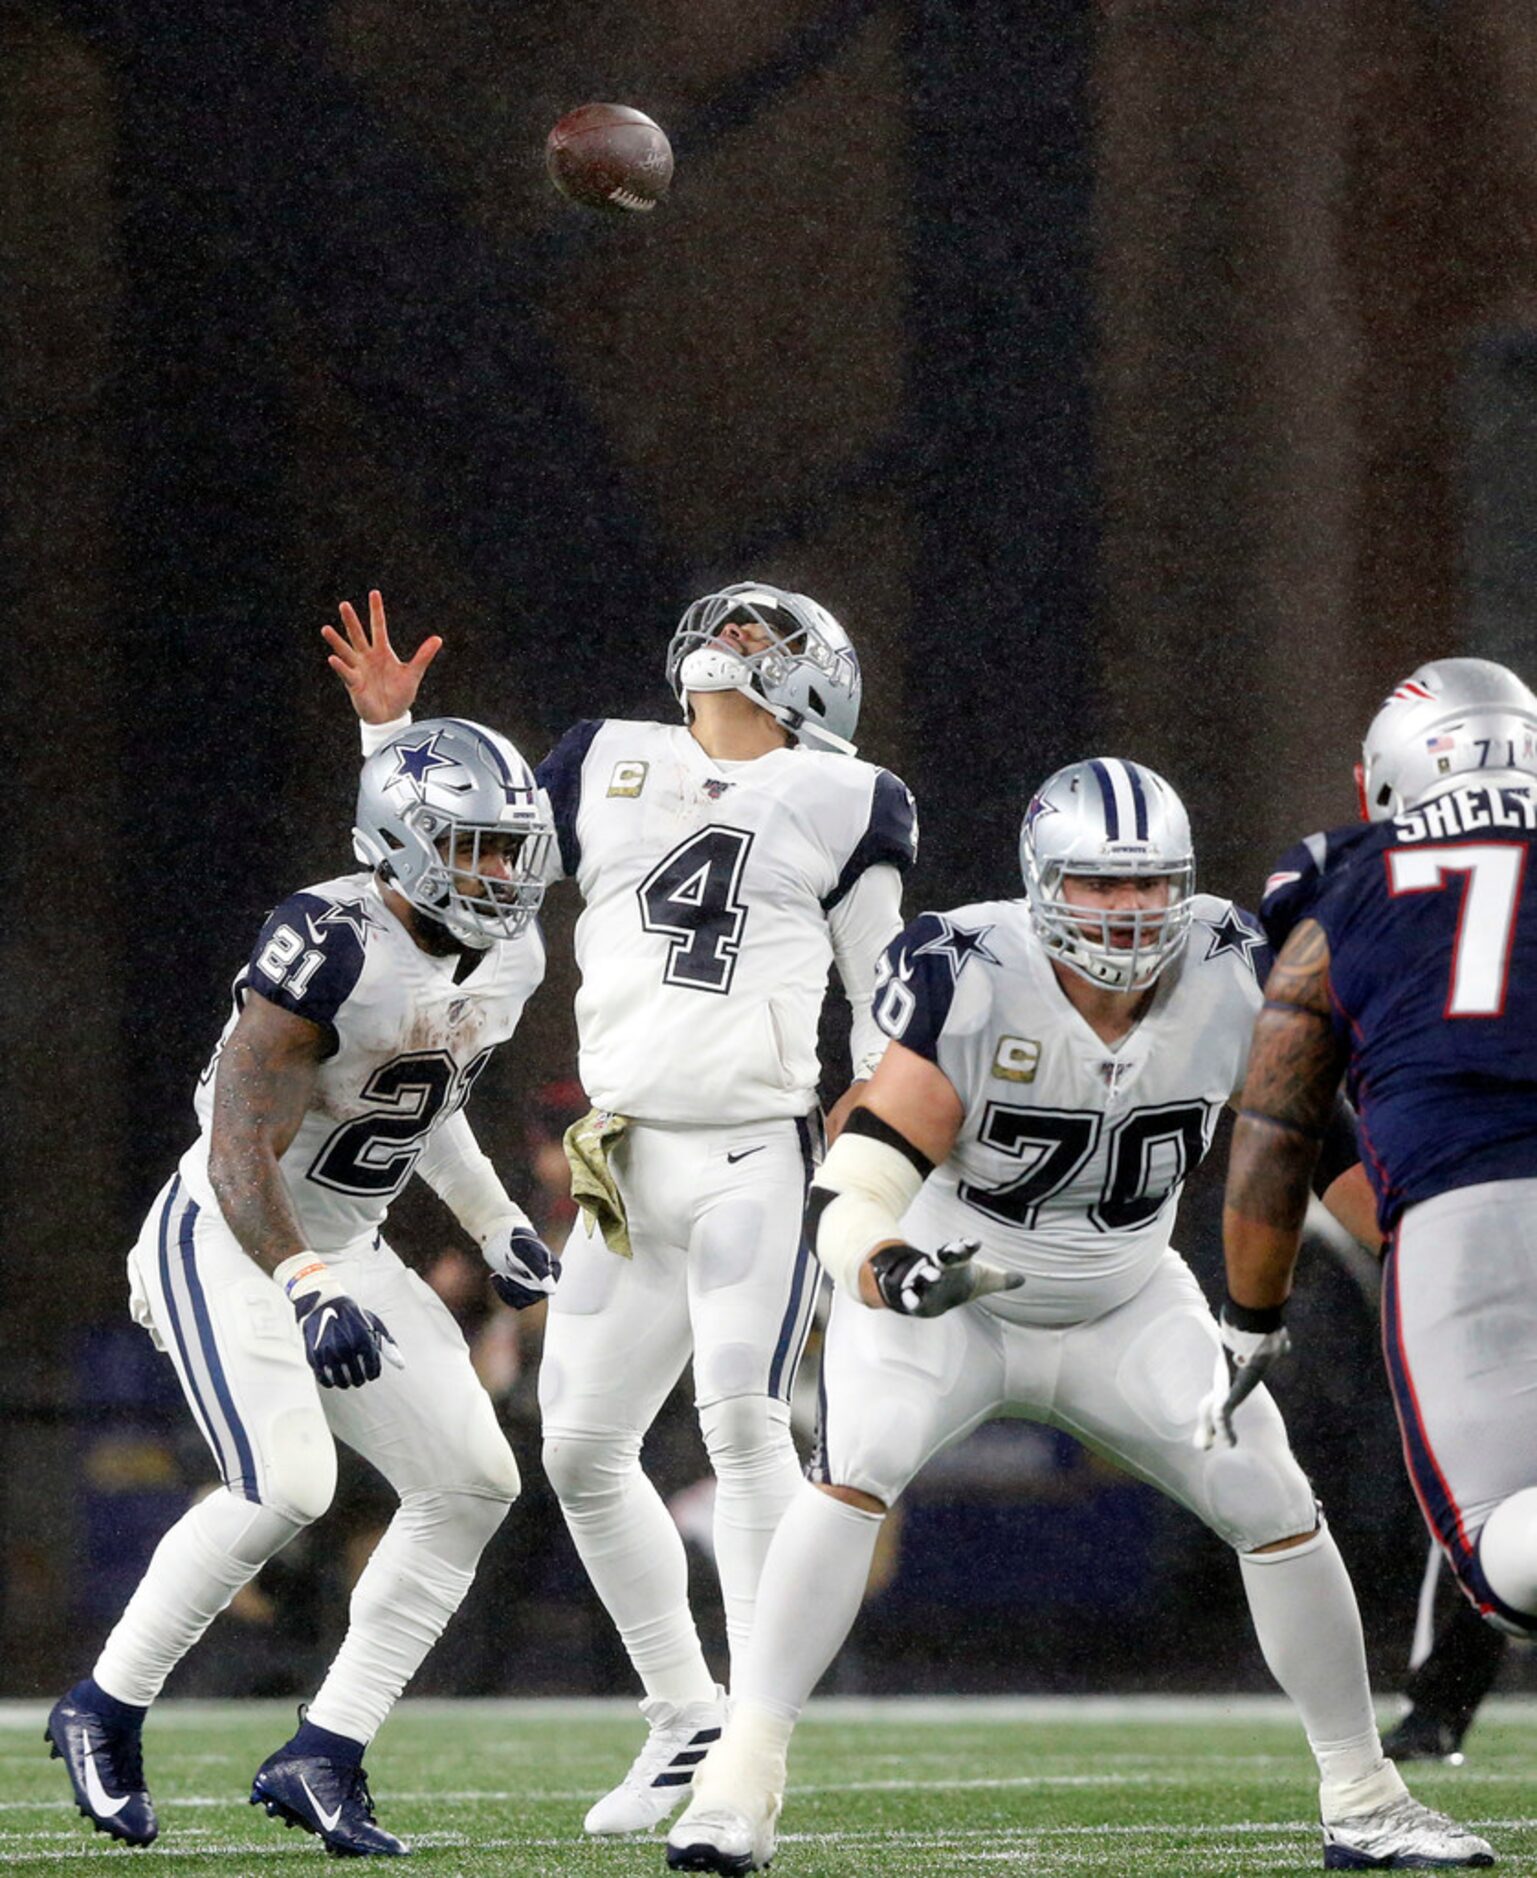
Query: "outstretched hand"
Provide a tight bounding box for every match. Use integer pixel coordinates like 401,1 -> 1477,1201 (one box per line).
322,590 -> 442,726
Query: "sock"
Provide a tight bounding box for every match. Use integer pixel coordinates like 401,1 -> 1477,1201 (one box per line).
93,1490 -> 305,1708
732,1480 -> 883,1719
1239,1522 -> 1403,1815
545,1431 -> 717,1706
305,1489 -> 507,1744
700,1396 -> 806,1681
285,1718 -> 364,1766
692,1702 -> 795,1811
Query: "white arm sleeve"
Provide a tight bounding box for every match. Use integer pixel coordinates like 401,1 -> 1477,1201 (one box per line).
359,711 -> 413,758
414,1111 -> 529,1244
810,1126 -> 925,1300
829,862 -> 904,1082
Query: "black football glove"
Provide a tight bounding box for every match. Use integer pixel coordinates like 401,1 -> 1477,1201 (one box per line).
868,1237 -> 1022,1318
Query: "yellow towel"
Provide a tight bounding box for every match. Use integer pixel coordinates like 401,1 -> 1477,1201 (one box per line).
562,1109 -> 632,1257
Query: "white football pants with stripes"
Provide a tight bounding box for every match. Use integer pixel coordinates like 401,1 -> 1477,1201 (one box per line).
90,1168 -> 520,1744
539,1116 -> 822,1704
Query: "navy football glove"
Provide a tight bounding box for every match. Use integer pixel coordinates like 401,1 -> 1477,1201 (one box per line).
868,1237 -> 1022,1318
287,1280 -> 401,1389
481,1222 -> 561,1311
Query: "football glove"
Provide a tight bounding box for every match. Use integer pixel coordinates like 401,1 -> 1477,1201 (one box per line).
868,1237 -> 1023,1318
481,1221 -> 561,1311
291,1287 -> 401,1390
1194,1305 -> 1292,1450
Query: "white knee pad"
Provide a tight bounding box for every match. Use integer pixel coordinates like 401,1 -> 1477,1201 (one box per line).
1475,1487 -> 1537,1632
541,1428 -> 642,1508
261,1403 -> 337,1526
699,1393 -> 794,1471
1204,1433 -> 1318,1552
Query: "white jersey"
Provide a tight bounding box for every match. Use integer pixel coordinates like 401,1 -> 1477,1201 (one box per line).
537,718 -> 917,1124
180,871 -> 544,1251
875,893 -> 1270,1326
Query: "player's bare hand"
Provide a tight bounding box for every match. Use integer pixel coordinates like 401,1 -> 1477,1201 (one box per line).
322,589 -> 442,726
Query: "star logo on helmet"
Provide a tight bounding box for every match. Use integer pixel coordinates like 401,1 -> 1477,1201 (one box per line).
306,898 -> 375,949
390,733 -> 455,788
1199,907 -> 1265,977
911,916 -> 1002,983
1023,792 -> 1058,835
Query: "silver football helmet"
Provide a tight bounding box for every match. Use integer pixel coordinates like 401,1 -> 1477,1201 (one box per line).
1357,657 -> 1537,821
353,718 -> 553,949
664,581 -> 862,756
1020,758 -> 1195,992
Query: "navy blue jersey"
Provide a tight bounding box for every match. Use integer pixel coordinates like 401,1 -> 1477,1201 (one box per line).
1266,781 -> 1537,1226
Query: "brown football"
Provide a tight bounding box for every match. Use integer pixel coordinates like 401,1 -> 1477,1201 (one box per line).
545,103 -> 673,214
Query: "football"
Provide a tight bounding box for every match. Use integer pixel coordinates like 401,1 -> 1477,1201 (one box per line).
545,103 -> 673,214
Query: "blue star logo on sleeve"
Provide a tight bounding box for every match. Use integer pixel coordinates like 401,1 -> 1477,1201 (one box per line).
911,915 -> 1002,982
307,898 -> 375,949
1200,906 -> 1265,976
390,733 -> 454,788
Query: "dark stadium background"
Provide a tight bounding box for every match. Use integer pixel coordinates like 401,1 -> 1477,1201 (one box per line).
2,0 -> 1532,1699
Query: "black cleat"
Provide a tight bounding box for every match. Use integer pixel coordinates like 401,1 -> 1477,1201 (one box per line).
45,1684 -> 158,1847
1383,1710 -> 1468,1766
251,1745 -> 408,1857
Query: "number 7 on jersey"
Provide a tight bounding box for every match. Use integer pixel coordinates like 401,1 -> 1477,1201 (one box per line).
1386,841 -> 1526,1017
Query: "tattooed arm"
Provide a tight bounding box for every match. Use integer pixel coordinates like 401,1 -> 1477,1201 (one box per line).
1223,918 -> 1351,1311
207,991 -> 327,1274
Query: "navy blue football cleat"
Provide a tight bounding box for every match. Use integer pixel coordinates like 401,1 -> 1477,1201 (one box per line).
251,1745 -> 409,1857
45,1683 -> 158,1847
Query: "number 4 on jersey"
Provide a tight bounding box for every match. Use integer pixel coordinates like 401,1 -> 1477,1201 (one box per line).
638,827 -> 754,994
1386,841 -> 1526,1016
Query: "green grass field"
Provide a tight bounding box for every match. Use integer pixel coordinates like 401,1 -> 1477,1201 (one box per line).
3,1696 -> 1533,1877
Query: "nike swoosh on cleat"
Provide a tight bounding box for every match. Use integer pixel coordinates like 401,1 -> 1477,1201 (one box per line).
80,1740 -> 130,1819
299,1775 -> 343,1835
726,1146 -> 765,1164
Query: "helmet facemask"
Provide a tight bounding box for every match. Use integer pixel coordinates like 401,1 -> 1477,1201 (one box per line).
665,582 -> 862,756
396,811 -> 551,950
1020,759 -> 1196,992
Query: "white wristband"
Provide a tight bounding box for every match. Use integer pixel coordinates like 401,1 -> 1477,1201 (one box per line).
271,1251 -> 342,1304
478,1204 -> 536,1249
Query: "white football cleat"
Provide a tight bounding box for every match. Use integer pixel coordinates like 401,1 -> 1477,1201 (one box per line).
666,1796 -> 780,1873
1322,1792 -> 1495,1869
583,1688 -> 725,1836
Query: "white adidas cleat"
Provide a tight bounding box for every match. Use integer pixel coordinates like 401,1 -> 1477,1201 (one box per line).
1322,1792 -> 1495,1869
583,1688 -> 726,1836
666,1795 -> 781,1873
